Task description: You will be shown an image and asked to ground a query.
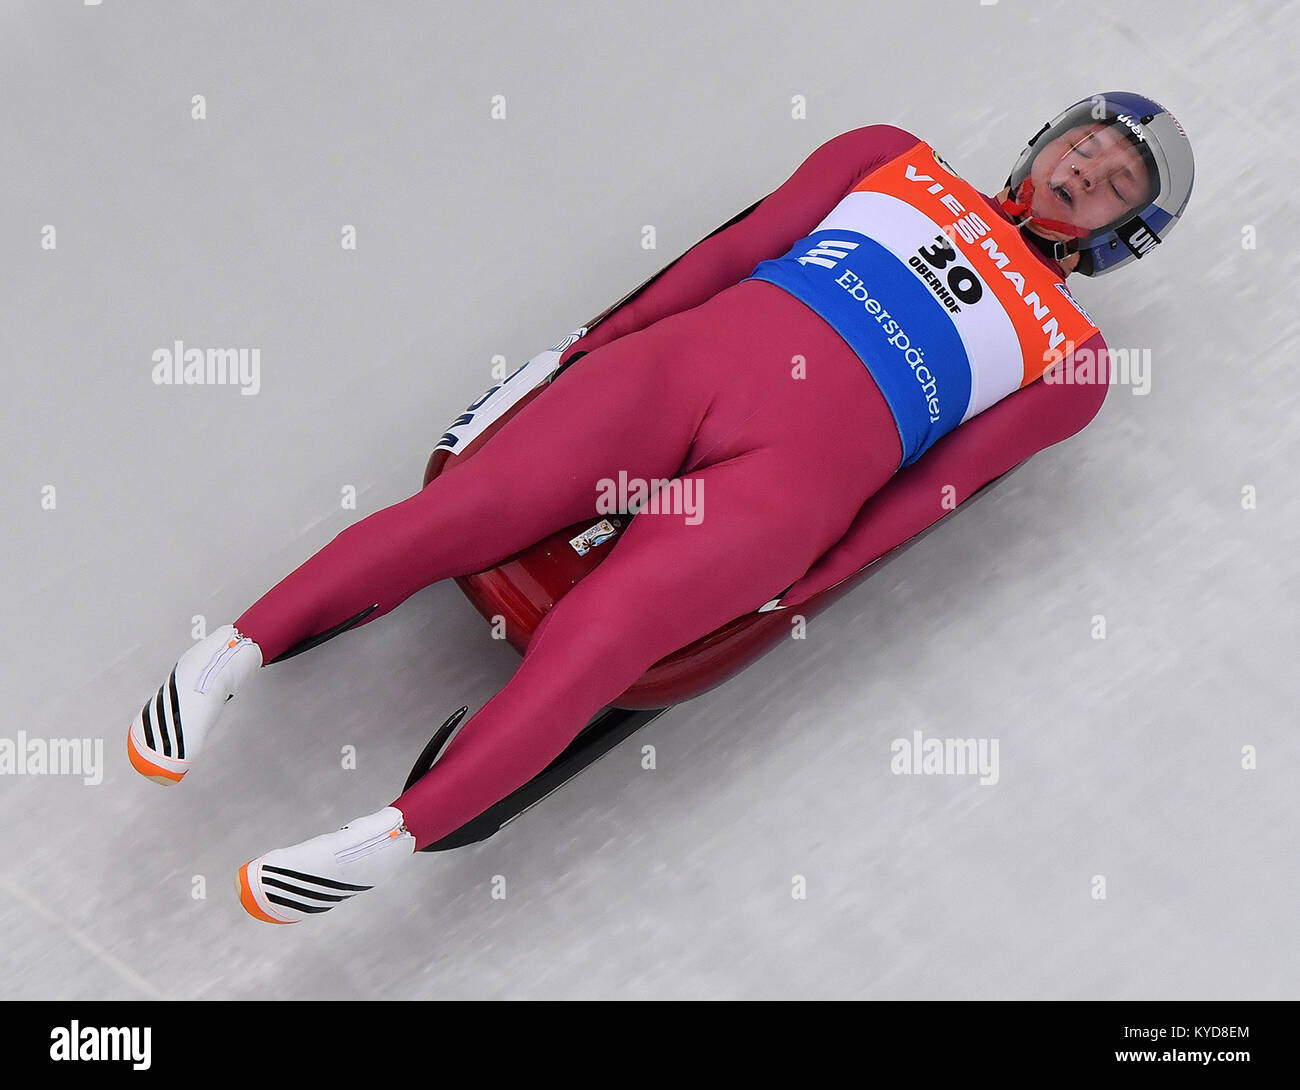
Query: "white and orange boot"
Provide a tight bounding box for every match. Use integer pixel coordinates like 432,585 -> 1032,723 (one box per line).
237,806 -> 415,924
127,624 -> 263,785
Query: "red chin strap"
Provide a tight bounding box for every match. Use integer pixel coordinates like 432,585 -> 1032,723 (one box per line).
999,178 -> 1090,239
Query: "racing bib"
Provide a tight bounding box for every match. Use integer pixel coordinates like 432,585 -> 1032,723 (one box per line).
745,141 -> 1100,466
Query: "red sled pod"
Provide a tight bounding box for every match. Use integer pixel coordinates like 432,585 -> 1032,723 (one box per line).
409,195 -> 1026,848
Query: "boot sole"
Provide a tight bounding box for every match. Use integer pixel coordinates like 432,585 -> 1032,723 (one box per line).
237,858 -> 296,924
126,725 -> 186,785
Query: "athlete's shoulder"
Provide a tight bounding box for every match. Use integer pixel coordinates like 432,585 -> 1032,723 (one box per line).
1055,281 -> 1104,336
1049,326 -> 1111,424
815,124 -> 924,160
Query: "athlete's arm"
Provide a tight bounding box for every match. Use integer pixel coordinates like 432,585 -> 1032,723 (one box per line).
779,331 -> 1112,607
558,124 -> 922,363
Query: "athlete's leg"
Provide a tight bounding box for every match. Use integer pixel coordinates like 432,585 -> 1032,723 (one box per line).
235,455 -> 873,920
233,325 -> 711,663
391,329 -> 903,848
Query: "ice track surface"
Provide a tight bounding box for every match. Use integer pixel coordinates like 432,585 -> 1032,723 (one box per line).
1,0 -> 1296,999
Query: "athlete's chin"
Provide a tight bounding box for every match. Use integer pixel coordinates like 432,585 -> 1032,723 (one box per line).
1026,221 -> 1073,243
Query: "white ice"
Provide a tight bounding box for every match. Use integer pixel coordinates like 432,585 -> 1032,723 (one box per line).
0,0 -> 1296,999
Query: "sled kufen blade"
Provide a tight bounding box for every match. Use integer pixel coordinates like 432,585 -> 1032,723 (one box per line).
410,705 -> 670,851
402,705 -> 471,794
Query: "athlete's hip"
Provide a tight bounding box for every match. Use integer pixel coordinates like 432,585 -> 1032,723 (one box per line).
643,278 -> 903,470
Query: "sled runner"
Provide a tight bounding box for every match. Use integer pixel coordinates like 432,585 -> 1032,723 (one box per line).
405,192 -> 1028,850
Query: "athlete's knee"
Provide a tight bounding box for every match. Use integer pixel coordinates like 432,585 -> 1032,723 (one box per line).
400,470 -> 504,538
527,595 -> 664,683
534,597 -> 626,655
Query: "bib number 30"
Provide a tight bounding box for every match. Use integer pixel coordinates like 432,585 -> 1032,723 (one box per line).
917,234 -> 983,305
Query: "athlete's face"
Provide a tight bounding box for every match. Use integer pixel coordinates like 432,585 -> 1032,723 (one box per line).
1029,122 -> 1152,235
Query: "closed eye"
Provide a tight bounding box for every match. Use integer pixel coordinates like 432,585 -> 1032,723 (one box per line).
1077,132 -> 1134,203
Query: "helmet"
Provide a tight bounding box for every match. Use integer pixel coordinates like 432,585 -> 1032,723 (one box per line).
1000,91 -> 1194,276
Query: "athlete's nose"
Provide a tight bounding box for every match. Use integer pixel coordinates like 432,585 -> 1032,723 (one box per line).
1070,161 -> 1093,191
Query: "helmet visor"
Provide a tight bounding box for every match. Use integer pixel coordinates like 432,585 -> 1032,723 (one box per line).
1013,112 -> 1159,241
